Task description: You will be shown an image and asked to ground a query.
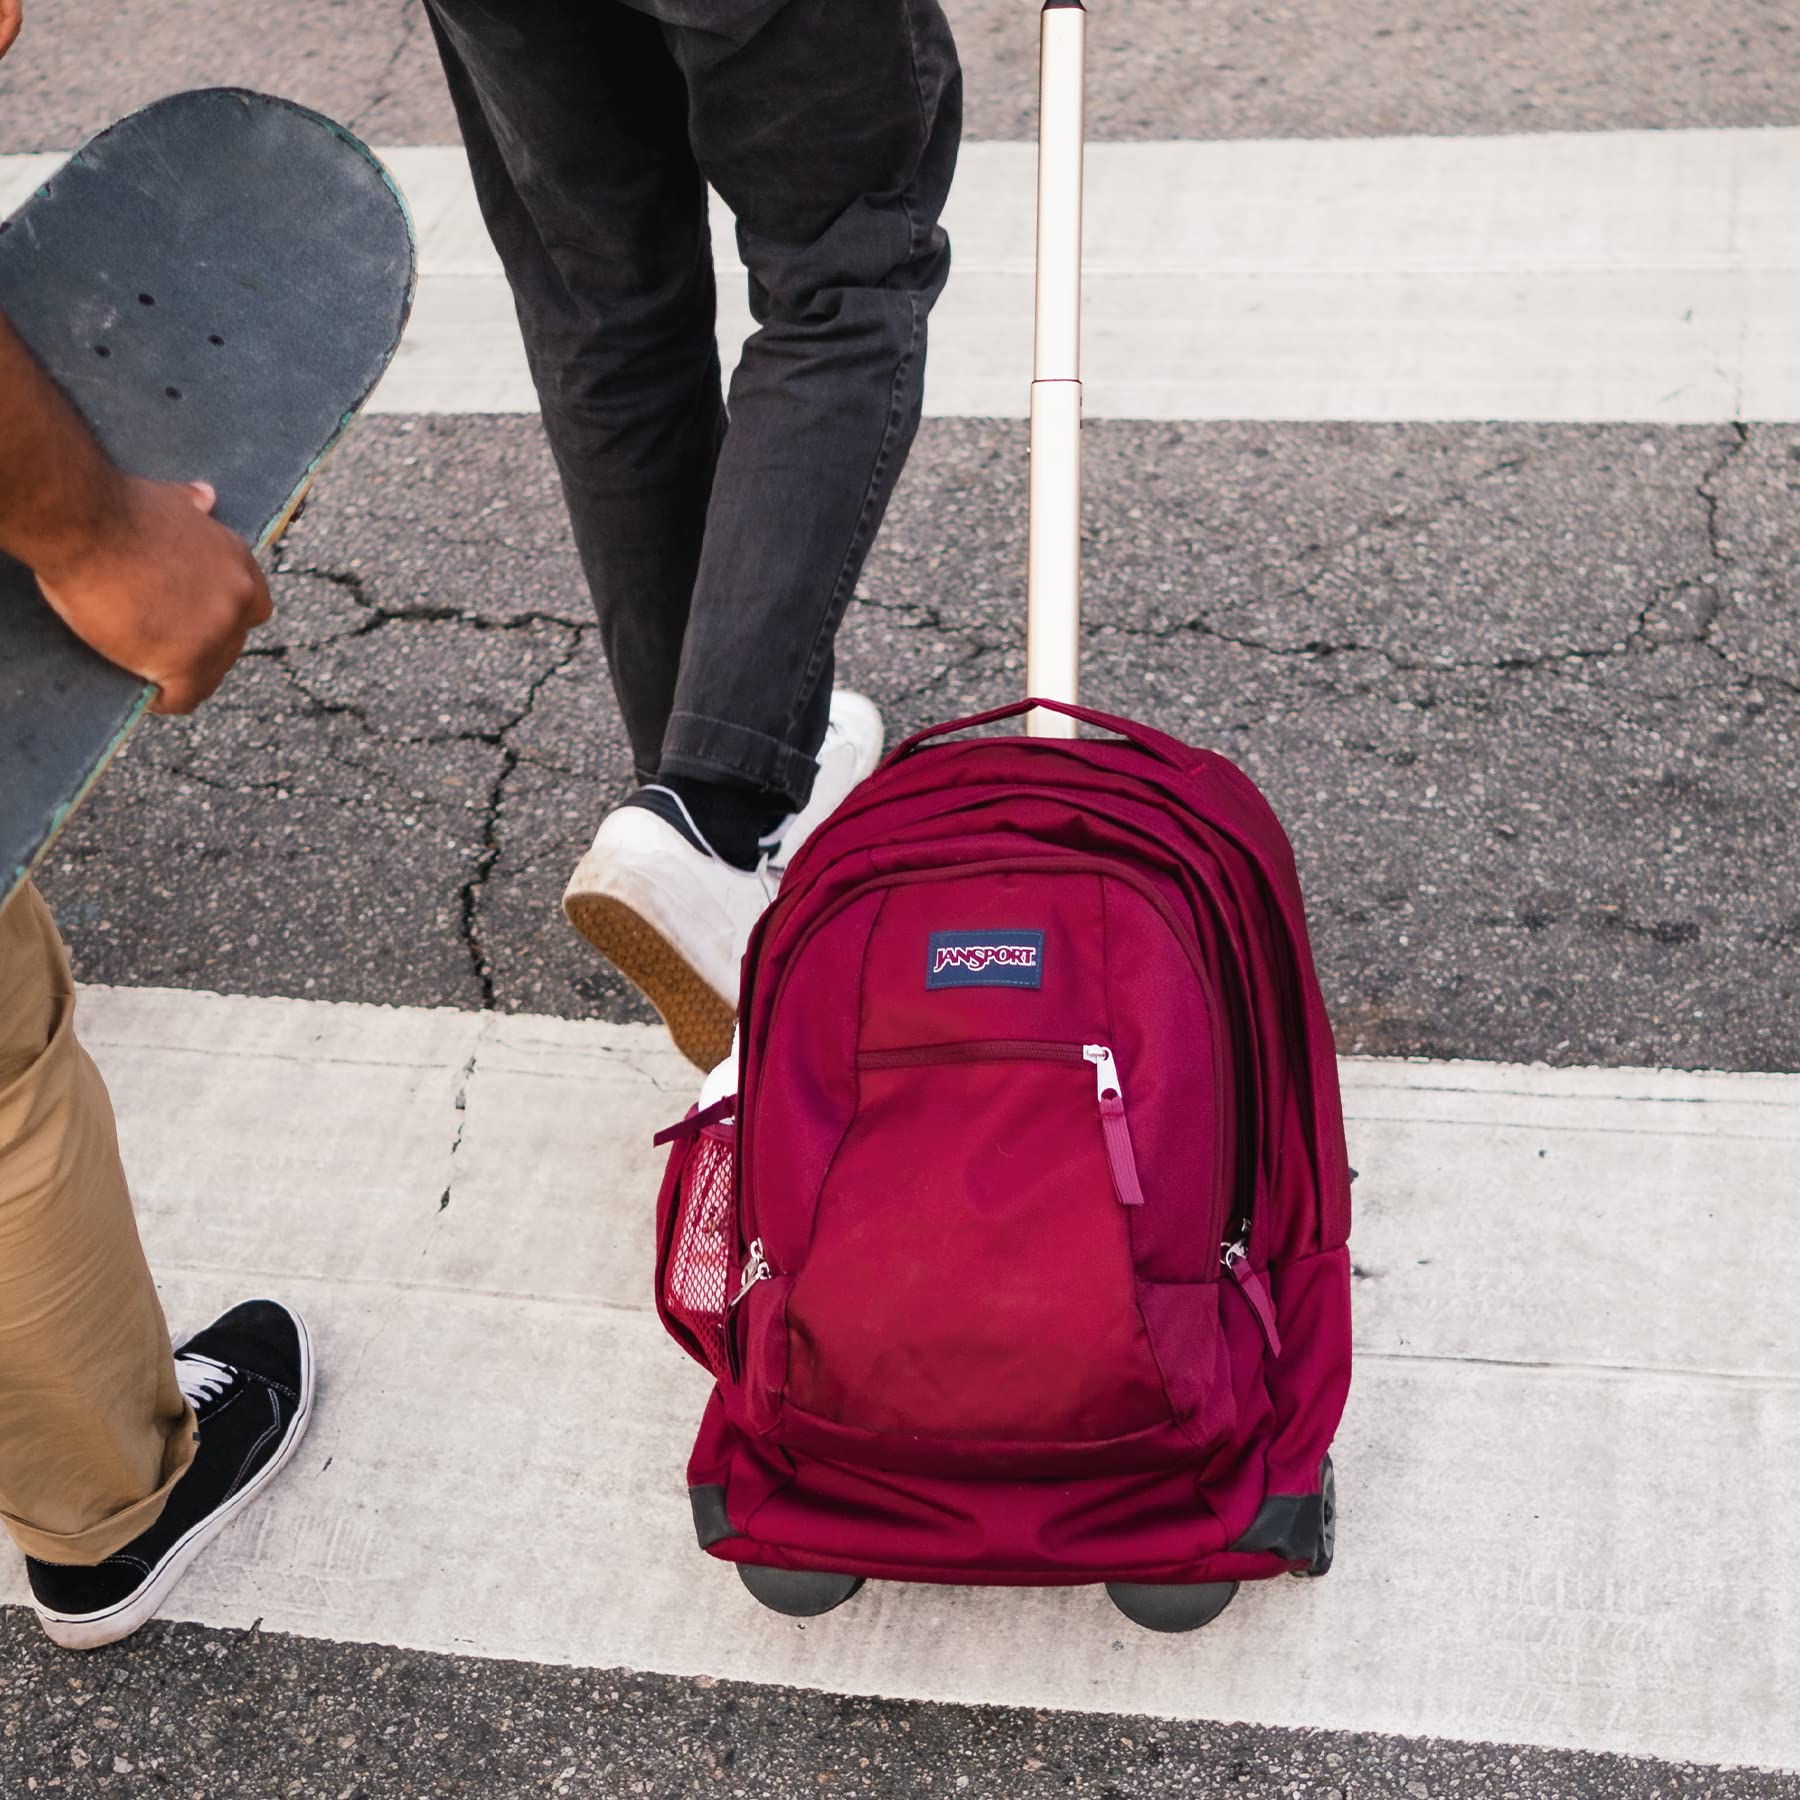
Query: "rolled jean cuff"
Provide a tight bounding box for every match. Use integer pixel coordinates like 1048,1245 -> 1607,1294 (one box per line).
0,1400 -> 199,1566
659,709 -> 820,811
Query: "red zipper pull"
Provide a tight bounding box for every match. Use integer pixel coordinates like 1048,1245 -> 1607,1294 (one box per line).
652,1094 -> 737,1147
1084,1045 -> 1146,1207
1223,1235 -> 1282,1357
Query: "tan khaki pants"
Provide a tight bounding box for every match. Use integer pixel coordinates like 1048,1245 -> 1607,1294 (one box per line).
0,881 -> 195,1564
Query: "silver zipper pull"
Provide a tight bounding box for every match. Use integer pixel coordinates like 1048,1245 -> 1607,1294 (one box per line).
1087,1045 -> 1147,1206
1082,1043 -> 1122,1103
1221,1217 -> 1254,1269
730,1238 -> 770,1309
1220,1224 -> 1283,1357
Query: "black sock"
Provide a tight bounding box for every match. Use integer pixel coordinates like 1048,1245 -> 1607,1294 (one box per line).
662,776 -> 791,871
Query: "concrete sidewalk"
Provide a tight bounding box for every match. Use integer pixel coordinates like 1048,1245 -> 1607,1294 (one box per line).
6,984 -> 1793,1772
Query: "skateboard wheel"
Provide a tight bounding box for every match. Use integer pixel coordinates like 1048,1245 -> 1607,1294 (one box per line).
1104,1579 -> 1238,1633
736,1564 -> 865,1618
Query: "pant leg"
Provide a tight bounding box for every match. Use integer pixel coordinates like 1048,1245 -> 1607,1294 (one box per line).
651,0 -> 963,810
425,0 -> 728,784
0,883 -> 195,1565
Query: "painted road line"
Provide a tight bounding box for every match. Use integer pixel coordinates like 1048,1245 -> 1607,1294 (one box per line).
0,985 -> 1794,1771
0,151 -> 57,209
10,130 -> 1800,420
377,129 -> 1800,423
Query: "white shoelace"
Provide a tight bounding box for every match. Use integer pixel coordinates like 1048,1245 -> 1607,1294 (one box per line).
175,1353 -> 235,1408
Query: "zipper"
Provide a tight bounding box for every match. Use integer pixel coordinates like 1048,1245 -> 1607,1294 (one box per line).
1221,1223 -> 1282,1356
859,1039 -> 1087,1071
731,1238 -> 770,1310
723,1237 -> 771,1384
856,1039 -> 1147,1208
1082,1045 -> 1147,1208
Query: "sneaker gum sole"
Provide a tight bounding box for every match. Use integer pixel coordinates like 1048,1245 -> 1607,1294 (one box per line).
564,891 -> 735,1072
35,1315 -> 317,1652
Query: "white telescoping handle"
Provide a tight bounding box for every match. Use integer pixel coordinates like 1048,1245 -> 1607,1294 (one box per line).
1025,0 -> 1087,738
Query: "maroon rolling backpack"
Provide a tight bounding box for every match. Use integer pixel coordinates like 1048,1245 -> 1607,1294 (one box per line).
652,0 -> 1351,1633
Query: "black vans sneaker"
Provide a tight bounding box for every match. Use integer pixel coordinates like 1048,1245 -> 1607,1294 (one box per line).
26,1299 -> 315,1650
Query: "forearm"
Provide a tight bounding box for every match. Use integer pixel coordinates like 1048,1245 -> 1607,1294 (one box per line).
0,310 -> 125,578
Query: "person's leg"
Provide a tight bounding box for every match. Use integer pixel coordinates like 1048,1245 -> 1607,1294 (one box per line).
652,0 -> 962,816
557,0 -> 959,1069
425,0 -> 957,1067
0,882 -> 195,1565
424,0 -> 727,784
0,883 -> 316,1648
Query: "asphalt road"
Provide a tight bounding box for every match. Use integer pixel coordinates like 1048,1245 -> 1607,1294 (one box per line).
33,415 -> 1800,1072
2,0 -> 1799,151
1,1613 -> 1790,1800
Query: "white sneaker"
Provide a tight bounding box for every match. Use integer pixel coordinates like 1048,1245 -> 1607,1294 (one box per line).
563,789 -> 776,1071
764,690 -> 885,875
562,692 -> 884,1070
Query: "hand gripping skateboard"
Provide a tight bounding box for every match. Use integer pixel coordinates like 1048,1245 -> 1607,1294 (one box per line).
0,88 -> 416,906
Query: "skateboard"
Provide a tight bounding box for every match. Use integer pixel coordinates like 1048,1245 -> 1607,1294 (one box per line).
0,88 -> 415,907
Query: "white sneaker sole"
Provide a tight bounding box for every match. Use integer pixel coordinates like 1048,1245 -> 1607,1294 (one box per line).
33,1313 -> 317,1651
564,886 -> 737,1072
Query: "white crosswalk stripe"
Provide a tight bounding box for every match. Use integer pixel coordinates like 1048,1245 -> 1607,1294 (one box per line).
10,130 -> 1800,421
5,985 -> 1793,1770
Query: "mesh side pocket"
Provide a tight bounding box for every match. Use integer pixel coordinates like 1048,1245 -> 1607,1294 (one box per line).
664,1124 -> 736,1382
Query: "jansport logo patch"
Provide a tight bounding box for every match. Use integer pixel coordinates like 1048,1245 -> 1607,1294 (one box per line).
926,930 -> 1045,990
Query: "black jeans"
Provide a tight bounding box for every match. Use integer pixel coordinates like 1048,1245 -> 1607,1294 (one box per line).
425,0 -> 962,812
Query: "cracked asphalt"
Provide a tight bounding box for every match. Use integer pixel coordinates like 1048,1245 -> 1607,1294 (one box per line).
33,415 -> 1800,1072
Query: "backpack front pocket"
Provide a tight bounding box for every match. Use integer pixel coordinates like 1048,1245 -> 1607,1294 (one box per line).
772,1043 -> 1173,1451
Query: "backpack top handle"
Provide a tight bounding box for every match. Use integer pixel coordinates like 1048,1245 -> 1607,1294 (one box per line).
1025,0 -> 1088,737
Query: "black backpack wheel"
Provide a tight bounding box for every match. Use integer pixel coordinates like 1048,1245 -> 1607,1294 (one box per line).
1296,1455 -> 1336,1578
736,1563 -> 865,1617
1104,1579 -> 1238,1633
